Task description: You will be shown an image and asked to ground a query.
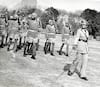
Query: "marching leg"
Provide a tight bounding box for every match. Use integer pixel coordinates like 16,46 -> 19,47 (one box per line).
18,36 -> 22,49
65,44 -> 69,56
23,42 -> 28,57
80,53 -> 88,80
7,38 -> 12,51
48,42 -> 51,53
0,35 -> 4,48
68,52 -> 81,76
36,39 -> 39,51
44,39 -> 51,54
50,43 -> 55,56
13,39 -> 18,52
58,43 -> 64,55
47,42 -> 51,53
44,40 -> 48,54
31,42 -> 36,59
5,33 -> 9,46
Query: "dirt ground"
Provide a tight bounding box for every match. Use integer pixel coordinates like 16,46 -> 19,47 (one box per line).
0,34 -> 100,87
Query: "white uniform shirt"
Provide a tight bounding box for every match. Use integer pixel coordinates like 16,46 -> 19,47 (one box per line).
74,28 -> 89,45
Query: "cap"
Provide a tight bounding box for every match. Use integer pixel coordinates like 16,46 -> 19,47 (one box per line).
31,13 -> 37,18
80,18 -> 87,25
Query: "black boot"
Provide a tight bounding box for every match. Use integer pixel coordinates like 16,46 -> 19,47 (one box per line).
0,35 -> 4,48
23,43 -> 28,57
31,55 -> 36,59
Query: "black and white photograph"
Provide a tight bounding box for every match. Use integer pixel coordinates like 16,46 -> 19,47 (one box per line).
0,0 -> 100,87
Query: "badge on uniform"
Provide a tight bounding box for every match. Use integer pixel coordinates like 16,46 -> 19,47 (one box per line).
27,30 -> 38,38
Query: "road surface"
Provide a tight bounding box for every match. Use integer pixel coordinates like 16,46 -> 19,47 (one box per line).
0,34 -> 100,87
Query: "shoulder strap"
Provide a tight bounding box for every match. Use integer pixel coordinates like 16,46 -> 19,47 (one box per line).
81,29 -> 88,40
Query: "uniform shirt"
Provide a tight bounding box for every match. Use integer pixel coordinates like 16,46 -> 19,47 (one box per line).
8,20 -> 19,34
61,26 -> 70,40
28,19 -> 40,31
8,20 -> 18,29
62,26 -> 70,35
74,28 -> 89,45
46,24 -> 56,33
0,18 -> 5,27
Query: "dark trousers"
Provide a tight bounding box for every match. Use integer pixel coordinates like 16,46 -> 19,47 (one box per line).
44,40 -> 51,54
7,38 -> 18,52
24,42 -> 36,56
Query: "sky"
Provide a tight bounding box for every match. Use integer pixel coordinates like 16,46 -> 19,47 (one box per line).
0,0 -> 100,12
0,0 -> 21,9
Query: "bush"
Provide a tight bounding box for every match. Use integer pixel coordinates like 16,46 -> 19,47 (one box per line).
95,32 -> 100,41
95,32 -> 100,36
96,36 -> 100,41
41,7 -> 59,29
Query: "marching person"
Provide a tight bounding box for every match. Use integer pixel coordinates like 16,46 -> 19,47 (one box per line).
44,19 -> 57,56
58,21 -> 71,56
20,17 -> 28,48
23,13 -> 41,59
69,18 -> 89,81
7,16 -> 19,58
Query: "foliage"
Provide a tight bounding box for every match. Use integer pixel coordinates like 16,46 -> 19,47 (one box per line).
45,7 -> 59,21
58,9 -> 68,16
0,5 -> 8,18
41,7 -> 59,29
68,17 -> 80,35
80,8 -> 100,38
17,6 -> 35,16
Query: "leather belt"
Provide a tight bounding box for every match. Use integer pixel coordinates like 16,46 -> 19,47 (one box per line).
79,39 -> 88,42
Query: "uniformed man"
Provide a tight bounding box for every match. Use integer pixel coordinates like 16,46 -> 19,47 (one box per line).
69,18 -> 89,81
23,13 -> 41,59
19,17 -> 28,48
7,16 -> 19,57
44,19 -> 57,56
58,21 -> 71,56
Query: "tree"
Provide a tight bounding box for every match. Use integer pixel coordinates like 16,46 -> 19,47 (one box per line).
41,7 -> 59,29
46,7 -> 59,21
95,13 -> 100,32
0,5 -> 8,18
41,12 -> 52,29
81,8 -> 97,21
58,9 -> 68,16
81,8 -> 98,38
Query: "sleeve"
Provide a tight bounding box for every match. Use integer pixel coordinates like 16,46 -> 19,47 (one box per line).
74,29 -> 80,45
46,25 -> 49,33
